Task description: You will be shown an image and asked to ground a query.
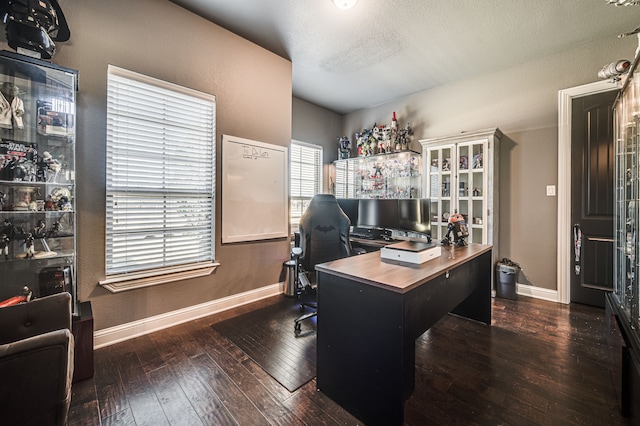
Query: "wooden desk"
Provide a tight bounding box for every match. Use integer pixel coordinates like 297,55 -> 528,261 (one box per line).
315,244 -> 492,425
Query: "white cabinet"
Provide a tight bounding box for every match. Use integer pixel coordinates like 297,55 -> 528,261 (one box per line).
419,128 -> 501,249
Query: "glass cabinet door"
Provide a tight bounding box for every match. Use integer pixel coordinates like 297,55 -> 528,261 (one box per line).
424,139 -> 490,244
614,63 -> 640,332
0,51 -> 77,308
426,144 -> 453,242
456,140 -> 486,244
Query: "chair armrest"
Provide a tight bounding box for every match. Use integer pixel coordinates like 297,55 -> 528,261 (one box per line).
0,292 -> 72,345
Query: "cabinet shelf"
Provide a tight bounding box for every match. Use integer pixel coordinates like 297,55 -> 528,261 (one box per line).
6,249 -> 74,262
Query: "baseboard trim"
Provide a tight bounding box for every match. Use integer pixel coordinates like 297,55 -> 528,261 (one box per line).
94,282 -> 559,348
516,283 -> 559,303
94,282 -> 283,349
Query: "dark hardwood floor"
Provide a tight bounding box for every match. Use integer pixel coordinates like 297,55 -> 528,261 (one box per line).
68,296 -> 628,425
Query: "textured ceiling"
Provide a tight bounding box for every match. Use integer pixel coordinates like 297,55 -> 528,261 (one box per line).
170,0 -> 640,114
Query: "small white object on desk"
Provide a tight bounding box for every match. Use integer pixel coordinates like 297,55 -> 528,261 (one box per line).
380,240 -> 441,265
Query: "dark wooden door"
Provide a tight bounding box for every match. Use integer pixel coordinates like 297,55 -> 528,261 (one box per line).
570,90 -> 618,307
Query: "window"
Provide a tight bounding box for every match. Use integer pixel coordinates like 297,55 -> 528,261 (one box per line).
290,141 -> 323,229
102,65 -> 217,291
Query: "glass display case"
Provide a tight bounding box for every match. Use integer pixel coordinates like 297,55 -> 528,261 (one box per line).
613,50 -> 640,338
419,128 -> 501,247
610,49 -> 640,422
0,51 -> 77,310
333,150 -> 421,199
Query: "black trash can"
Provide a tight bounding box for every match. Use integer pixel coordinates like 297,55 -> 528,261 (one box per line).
495,259 -> 520,300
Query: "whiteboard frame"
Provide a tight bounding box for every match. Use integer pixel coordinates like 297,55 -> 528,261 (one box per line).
221,135 -> 289,243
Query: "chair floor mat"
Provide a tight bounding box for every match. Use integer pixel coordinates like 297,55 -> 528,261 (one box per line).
212,295 -> 316,392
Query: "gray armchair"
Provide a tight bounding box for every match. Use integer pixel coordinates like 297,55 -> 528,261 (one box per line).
0,292 -> 74,426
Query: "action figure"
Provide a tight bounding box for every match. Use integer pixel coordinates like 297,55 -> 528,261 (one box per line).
0,233 -> 9,259
396,122 -> 413,151
459,155 -> 468,170
356,127 -> 376,157
473,152 -> 483,169
373,124 -> 391,154
23,233 -> 35,259
33,220 -> 47,238
3,218 -> 14,239
43,151 -> 62,181
338,136 -> 351,159
0,286 -> 32,308
57,195 -> 72,211
0,82 -> 25,129
441,211 -> 469,246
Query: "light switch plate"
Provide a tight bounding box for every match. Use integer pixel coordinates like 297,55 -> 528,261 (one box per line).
546,185 -> 556,196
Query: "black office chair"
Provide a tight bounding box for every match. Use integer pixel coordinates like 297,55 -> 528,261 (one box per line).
294,194 -> 353,333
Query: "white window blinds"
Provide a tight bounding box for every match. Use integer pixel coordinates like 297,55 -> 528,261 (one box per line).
334,159 -> 356,198
290,141 -> 322,226
105,65 -> 216,276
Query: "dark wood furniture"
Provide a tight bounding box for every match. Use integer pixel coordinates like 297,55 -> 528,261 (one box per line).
72,301 -> 94,382
315,244 -> 492,425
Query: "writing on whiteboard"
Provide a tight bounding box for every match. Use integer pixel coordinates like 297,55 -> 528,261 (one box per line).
242,145 -> 270,160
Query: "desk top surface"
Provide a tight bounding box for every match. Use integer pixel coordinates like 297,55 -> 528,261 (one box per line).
315,244 -> 492,294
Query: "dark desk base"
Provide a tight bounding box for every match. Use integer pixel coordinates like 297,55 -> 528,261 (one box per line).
316,249 -> 491,425
72,301 -> 94,382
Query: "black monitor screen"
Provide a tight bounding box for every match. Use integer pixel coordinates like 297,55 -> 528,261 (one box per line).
336,198 -> 359,227
397,198 -> 431,235
357,199 -> 399,229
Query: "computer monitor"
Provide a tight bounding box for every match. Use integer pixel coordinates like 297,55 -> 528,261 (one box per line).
336,198 -> 359,227
397,198 -> 431,235
357,199 -> 399,229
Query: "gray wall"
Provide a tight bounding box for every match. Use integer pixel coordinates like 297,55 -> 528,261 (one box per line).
292,97 -> 343,192
339,36 -> 636,291
0,0 -> 293,330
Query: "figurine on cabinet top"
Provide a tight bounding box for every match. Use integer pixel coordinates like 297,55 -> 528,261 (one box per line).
356,127 -> 376,157
338,136 -> 351,159
0,82 -> 25,130
373,125 -> 392,154
396,122 -> 413,151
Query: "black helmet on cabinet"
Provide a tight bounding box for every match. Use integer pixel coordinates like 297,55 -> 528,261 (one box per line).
0,0 -> 70,59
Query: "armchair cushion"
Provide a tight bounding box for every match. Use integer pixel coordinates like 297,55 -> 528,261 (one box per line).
0,292 -> 72,345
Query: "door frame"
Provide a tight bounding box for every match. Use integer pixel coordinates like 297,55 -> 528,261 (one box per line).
557,80 -> 618,304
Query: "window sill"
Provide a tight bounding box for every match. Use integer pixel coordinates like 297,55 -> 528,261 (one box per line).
99,262 -> 220,293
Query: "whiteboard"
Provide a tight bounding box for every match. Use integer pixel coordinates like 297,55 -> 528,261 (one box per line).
221,135 -> 289,243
